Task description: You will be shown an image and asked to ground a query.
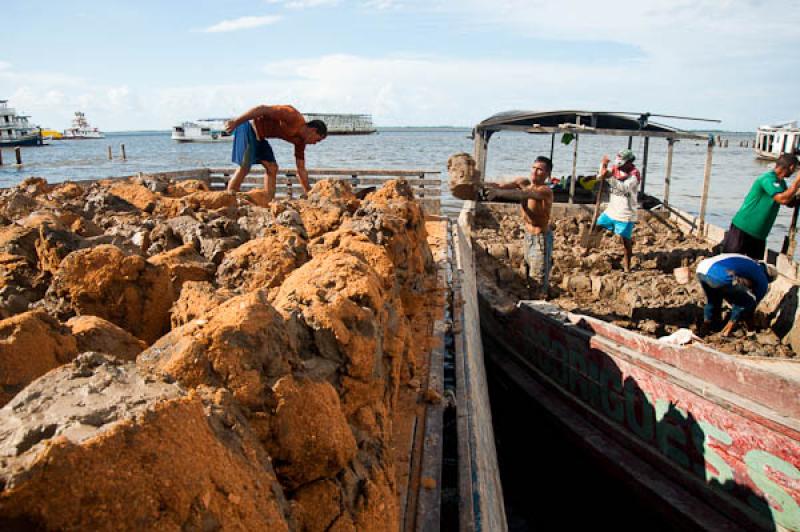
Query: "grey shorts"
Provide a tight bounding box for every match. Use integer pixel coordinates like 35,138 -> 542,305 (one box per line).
524,230 -> 553,291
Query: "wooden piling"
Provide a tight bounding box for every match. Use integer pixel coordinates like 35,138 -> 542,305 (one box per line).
698,137 -> 714,235
15,147 -> 22,165
640,136 -> 650,198
568,134 -> 579,204
121,144 -> 127,161
663,139 -> 675,209
0,149 -> 3,166
783,204 -> 799,256
107,146 -> 113,160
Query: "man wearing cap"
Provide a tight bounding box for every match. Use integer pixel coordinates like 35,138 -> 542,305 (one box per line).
223,104 -> 328,203
722,153 -> 800,260
595,149 -> 641,272
695,253 -> 776,337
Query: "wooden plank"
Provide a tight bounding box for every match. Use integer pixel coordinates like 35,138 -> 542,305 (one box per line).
209,174 -> 440,186
207,180 -> 440,197
514,125 -> 707,141
209,167 -> 440,177
415,327 -> 446,530
454,212 -> 508,532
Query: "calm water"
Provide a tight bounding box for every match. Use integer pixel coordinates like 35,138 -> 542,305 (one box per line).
0,129 -> 787,250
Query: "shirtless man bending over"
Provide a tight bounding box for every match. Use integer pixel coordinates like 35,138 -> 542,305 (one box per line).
487,156 -> 555,298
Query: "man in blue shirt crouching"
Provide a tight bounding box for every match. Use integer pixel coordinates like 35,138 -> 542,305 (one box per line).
695,253 -> 777,337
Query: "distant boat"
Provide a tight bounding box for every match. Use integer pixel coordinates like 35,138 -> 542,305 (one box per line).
755,121 -> 799,160
62,112 -> 104,139
171,118 -> 232,142
0,99 -> 46,147
303,113 -> 376,135
40,128 -> 63,140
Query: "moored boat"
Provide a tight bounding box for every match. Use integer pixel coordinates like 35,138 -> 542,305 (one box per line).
0,100 -> 45,147
455,110 -> 800,531
303,113 -> 377,135
756,121 -> 800,161
62,111 -> 104,139
171,118 -> 232,142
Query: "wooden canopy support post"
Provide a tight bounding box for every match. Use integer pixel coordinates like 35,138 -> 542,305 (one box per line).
784,204 -> 800,257
663,138 -> 675,209
640,136 -> 650,199
569,133 -> 579,204
474,130 -> 489,183
627,136 -> 633,149
697,137 -> 714,236
549,133 -> 555,161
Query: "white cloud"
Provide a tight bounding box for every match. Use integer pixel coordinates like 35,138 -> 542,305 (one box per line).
361,0 -> 401,9
0,61 -> 11,71
264,0 -> 338,8
201,15 -> 281,33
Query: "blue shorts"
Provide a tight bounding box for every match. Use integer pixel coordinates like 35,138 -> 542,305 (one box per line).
596,212 -> 635,240
232,122 -> 276,169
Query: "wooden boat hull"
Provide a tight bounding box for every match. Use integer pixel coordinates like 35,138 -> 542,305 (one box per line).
457,200 -> 800,531
0,135 -> 43,147
477,293 -> 799,531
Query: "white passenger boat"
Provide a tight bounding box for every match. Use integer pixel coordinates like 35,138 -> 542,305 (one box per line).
0,100 -> 45,147
303,113 -> 376,135
171,119 -> 232,142
62,112 -> 104,139
755,121 -> 800,160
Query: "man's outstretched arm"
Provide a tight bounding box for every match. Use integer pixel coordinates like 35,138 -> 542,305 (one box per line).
772,178 -> 800,205
295,158 -> 311,193
225,105 -> 273,134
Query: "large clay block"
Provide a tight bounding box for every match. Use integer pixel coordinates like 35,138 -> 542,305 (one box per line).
45,244 -> 174,344
216,226 -> 309,293
0,190 -> 43,220
169,281 -> 231,328
139,289 -> 298,410
488,243 -> 507,261
182,191 -> 238,211
34,223 -> 85,276
347,180 -> 433,308
166,179 -> 209,198
48,181 -> 84,201
66,315 -> 146,360
0,353 -> 290,531
291,479 -> 355,531
298,180 -> 359,240
0,310 -> 78,407
270,376 -> 357,488
147,243 -> 216,291
447,152 -> 479,201
107,182 -> 159,211
273,251 -> 388,381
0,225 -> 48,318
308,229 -> 397,291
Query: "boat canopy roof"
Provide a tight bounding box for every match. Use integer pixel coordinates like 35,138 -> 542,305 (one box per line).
475,110 -> 710,141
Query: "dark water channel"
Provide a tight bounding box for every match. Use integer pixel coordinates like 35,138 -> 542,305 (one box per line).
483,331 -> 684,532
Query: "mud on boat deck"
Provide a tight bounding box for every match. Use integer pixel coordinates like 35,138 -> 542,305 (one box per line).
472,202 -> 796,359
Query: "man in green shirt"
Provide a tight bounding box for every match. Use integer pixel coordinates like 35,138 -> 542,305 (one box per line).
722,154 -> 800,259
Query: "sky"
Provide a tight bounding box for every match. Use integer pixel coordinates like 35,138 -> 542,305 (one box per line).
1,0 -> 798,131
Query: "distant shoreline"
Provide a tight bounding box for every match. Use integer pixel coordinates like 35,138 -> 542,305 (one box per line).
101,126 -> 751,135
